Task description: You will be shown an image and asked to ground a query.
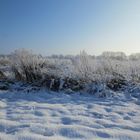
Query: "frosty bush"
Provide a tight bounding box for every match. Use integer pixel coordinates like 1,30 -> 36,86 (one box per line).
72,51 -> 126,84
0,55 -> 10,66
9,49 -> 140,92
0,70 -> 6,79
11,49 -> 48,83
72,51 -> 96,81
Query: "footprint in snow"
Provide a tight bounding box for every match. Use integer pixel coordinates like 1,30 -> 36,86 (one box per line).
105,108 -> 112,113
34,111 -> 44,117
96,131 -> 111,138
123,116 -> 131,120
59,128 -> 84,138
127,112 -> 136,117
61,117 -> 80,125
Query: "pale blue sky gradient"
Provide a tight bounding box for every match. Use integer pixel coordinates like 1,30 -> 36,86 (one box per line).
0,0 -> 140,55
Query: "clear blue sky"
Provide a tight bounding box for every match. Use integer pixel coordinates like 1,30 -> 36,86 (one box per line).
0,0 -> 140,55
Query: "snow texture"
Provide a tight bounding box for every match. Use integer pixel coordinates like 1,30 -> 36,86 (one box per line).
0,88 -> 140,140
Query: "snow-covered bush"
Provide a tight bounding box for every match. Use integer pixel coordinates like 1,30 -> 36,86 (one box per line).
72,51 -> 126,84
0,55 -> 10,66
8,49 -> 140,93
11,49 -> 48,83
72,51 -> 97,81
0,70 -> 6,79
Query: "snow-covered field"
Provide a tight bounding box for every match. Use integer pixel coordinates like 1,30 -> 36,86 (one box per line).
0,89 -> 140,140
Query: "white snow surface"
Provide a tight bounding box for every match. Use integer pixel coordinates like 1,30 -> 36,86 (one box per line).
0,89 -> 140,140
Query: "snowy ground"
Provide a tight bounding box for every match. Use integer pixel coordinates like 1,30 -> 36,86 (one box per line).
0,89 -> 140,140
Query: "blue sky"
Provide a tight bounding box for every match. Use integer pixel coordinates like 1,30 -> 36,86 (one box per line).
0,0 -> 140,55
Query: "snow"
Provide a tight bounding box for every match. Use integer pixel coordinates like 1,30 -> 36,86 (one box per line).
0,89 -> 140,140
